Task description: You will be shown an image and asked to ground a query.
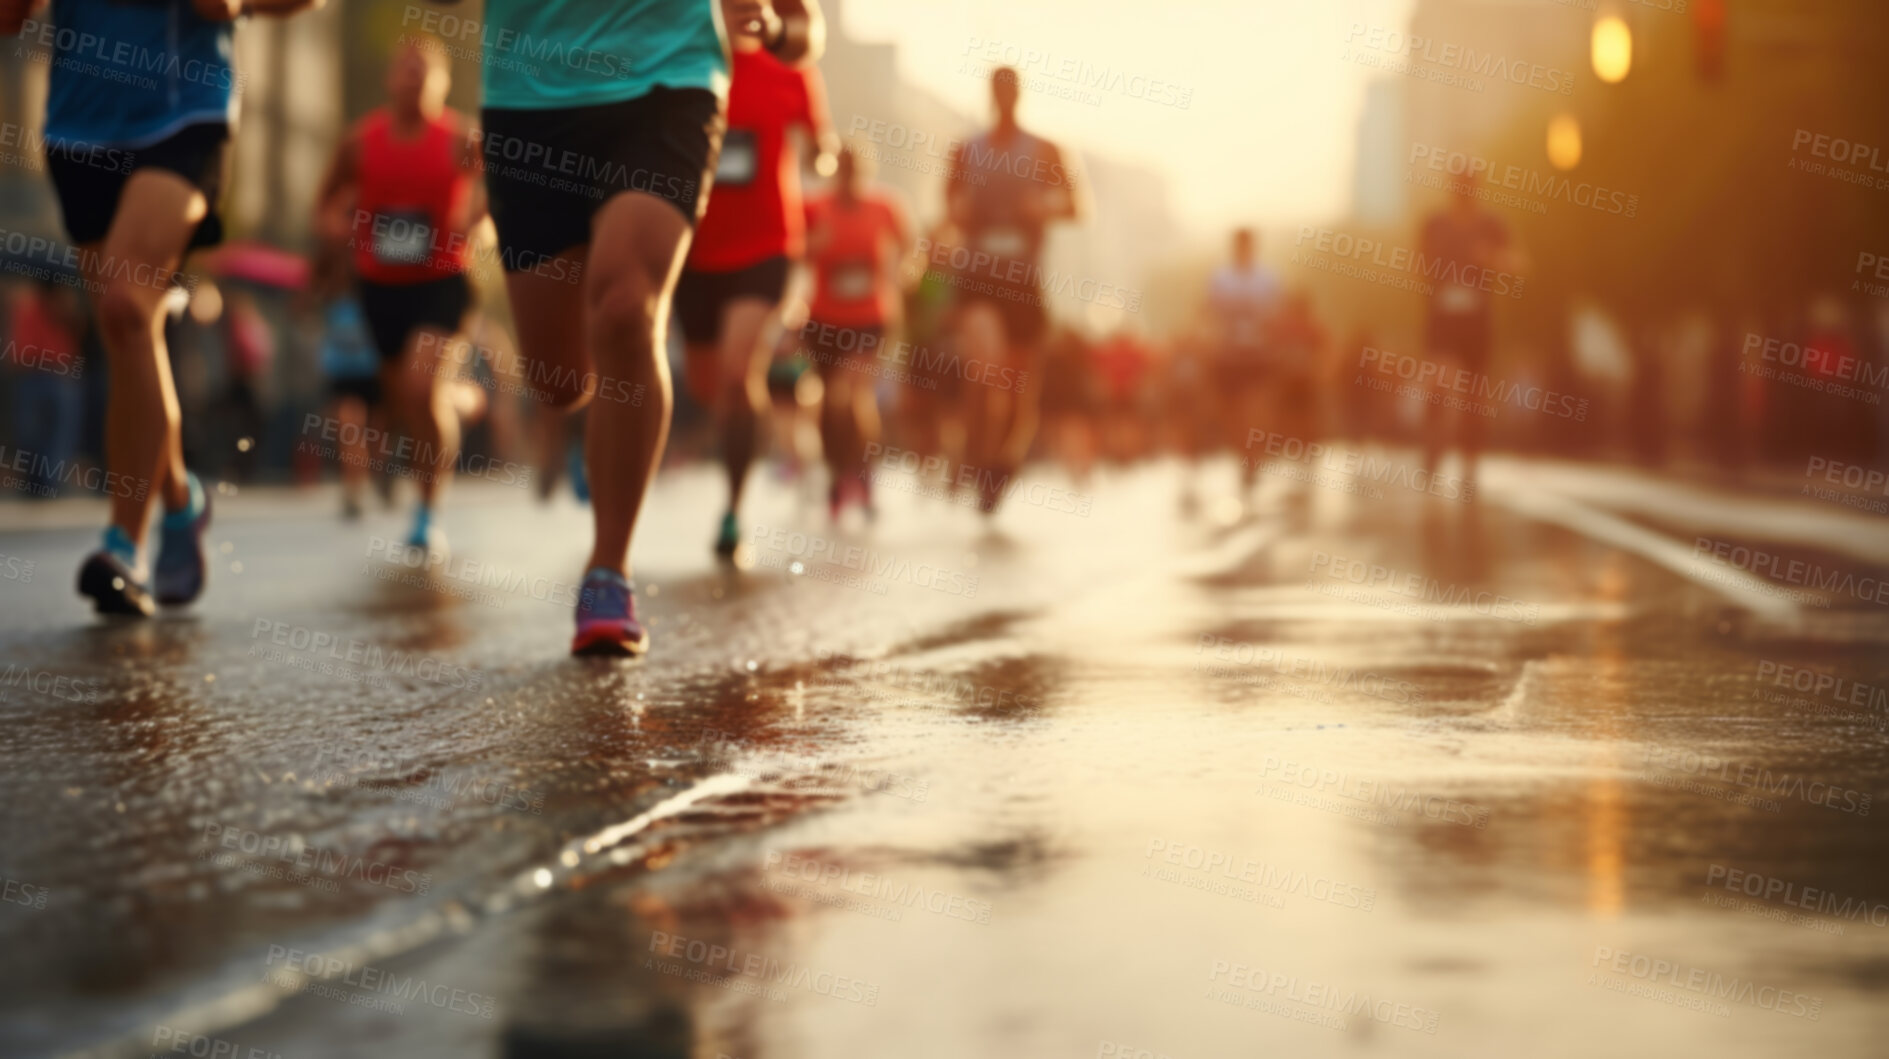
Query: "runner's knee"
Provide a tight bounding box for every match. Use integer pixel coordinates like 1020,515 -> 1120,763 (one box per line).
587,278 -> 660,363
96,278 -> 157,348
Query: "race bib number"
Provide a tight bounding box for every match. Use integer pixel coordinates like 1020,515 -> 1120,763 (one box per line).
373,209 -> 434,267
830,260 -> 875,301
1439,283 -> 1484,314
979,226 -> 1027,259
716,129 -> 758,187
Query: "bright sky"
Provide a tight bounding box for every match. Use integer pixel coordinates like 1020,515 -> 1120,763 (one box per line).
841,0 -> 1418,239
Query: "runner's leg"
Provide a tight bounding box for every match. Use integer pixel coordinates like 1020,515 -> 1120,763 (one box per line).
89,169 -> 204,546
714,297 -> 774,513
580,193 -> 691,576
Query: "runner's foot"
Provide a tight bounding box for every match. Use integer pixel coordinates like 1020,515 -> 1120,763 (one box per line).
78,526 -> 154,617
714,511 -> 741,559
154,471 -> 211,605
406,506 -> 448,559
571,568 -> 649,657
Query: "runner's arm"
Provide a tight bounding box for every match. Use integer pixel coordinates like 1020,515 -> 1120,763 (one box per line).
0,0 -> 44,36
799,65 -> 841,177
455,122 -> 490,235
726,0 -> 824,65
1037,142 -> 1083,224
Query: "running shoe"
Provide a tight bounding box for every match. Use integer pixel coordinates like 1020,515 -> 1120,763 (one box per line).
406,506 -> 448,558
714,511 -> 740,559
571,568 -> 649,657
567,442 -> 590,504
78,526 -> 153,617
154,471 -> 211,606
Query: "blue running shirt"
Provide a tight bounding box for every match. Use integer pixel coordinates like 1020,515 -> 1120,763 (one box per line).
35,0 -> 238,148
479,0 -> 729,110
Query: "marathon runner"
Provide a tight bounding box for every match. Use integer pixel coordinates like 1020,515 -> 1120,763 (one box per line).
675,5 -> 836,556
2,0 -> 321,615
1202,227 -> 1282,493
941,66 -> 1081,514
306,249 -> 382,520
1418,173 -> 1520,486
801,144 -> 912,517
459,0 -> 823,656
315,36 -> 482,556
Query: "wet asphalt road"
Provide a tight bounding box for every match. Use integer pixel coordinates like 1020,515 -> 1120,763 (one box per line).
2,451 -> 1888,1059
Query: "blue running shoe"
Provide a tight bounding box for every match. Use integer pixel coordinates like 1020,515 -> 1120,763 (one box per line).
406,506 -> 448,558
571,568 -> 649,657
78,525 -> 153,616
154,471 -> 211,606
568,442 -> 590,504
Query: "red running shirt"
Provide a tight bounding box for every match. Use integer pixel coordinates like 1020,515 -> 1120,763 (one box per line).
804,192 -> 908,328
350,108 -> 474,284
689,48 -> 826,272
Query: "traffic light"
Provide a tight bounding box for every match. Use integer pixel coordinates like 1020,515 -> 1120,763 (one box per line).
1693,0 -> 1726,81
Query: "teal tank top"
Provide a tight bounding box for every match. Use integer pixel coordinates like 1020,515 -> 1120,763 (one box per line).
479,0 -> 729,110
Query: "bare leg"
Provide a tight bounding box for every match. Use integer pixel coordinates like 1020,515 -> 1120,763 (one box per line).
334,395 -> 369,510
712,298 -> 775,513
580,195 -> 692,576
386,325 -> 465,510
89,170 -> 205,549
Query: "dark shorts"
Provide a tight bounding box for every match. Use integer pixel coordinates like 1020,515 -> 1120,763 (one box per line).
674,256 -> 791,347
1425,311 -> 1493,374
357,273 -> 473,361
46,122 -> 229,250
481,88 -> 723,266
328,376 -> 383,407
956,279 -> 1049,349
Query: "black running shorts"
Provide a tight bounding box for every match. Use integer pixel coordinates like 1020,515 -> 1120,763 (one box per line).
46,121 -> 230,250
674,255 -> 792,347
481,87 -> 724,267
357,273 -> 473,361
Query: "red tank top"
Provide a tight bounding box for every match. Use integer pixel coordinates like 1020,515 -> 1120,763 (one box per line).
351,108 -> 473,284
688,48 -> 823,272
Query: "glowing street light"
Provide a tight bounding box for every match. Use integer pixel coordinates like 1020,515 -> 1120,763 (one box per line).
1548,114 -> 1583,170
1592,15 -> 1633,83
